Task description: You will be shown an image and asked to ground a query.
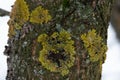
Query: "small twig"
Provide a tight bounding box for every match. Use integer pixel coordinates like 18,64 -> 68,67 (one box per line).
0,8 -> 10,17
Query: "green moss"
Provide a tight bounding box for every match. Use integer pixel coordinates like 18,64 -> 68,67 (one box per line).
30,6 -> 52,24
37,30 -> 75,76
81,29 -> 107,62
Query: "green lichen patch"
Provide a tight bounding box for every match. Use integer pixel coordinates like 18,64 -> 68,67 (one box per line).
30,6 -> 52,24
37,30 -> 75,76
81,29 -> 107,62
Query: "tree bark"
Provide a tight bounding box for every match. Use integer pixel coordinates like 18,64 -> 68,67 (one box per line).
4,0 -> 113,80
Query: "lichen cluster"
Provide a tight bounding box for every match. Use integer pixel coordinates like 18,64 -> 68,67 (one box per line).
10,0 -> 29,26
8,0 -> 29,37
8,0 -> 52,38
37,30 -> 75,76
30,6 -> 52,24
81,29 -> 107,62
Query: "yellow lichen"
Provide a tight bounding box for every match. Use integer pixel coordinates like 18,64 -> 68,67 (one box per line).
30,6 -> 52,24
8,20 -> 16,38
10,0 -> 29,26
8,0 -> 29,37
81,29 -> 107,62
8,20 -> 21,37
37,30 -> 75,76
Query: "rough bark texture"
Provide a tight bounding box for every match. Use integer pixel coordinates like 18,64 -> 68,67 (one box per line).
4,0 -> 113,80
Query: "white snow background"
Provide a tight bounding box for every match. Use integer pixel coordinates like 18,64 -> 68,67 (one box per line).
0,0 -> 120,80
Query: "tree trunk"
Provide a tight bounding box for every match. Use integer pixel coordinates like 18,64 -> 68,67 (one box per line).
4,0 -> 113,80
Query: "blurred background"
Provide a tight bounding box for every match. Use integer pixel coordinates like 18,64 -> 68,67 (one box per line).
0,0 -> 120,80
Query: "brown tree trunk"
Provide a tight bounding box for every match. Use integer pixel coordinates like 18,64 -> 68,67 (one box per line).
4,0 -> 113,80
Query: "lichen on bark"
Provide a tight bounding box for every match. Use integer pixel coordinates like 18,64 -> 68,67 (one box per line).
30,6 -> 52,24
8,0 -> 30,37
81,29 -> 107,62
4,0 -> 114,80
37,30 -> 75,76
